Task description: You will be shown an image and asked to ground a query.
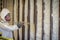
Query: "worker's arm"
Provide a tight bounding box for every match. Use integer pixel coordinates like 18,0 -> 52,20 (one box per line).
0,22 -> 23,31
0,22 -> 11,31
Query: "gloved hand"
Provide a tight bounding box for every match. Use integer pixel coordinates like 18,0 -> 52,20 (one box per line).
17,22 -> 24,28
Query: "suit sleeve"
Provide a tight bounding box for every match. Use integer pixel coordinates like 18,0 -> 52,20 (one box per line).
0,22 -> 18,31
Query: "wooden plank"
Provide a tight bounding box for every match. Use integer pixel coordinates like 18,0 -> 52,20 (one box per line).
1,0 -> 3,9
3,0 -> 7,8
0,0 -> 2,21
0,0 -> 2,11
6,0 -> 14,25
13,0 -> 19,40
27,0 -> 30,40
14,0 -> 19,24
42,0 -> 44,40
19,0 -> 23,40
24,0 -> 28,40
30,0 -> 35,40
59,0 -> 60,40
22,0 -> 25,40
43,0 -> 50,40
52,0 -> 59,40
36,0 -> 42,40
50,0 -> 53,40
34,0 -> 37,40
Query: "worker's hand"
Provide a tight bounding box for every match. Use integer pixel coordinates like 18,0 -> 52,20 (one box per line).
17,22 -> 24,28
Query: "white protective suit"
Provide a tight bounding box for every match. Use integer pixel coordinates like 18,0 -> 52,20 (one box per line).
0,8 -> 21,38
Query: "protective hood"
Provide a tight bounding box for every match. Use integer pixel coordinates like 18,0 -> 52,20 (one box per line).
1,8 -> 10,21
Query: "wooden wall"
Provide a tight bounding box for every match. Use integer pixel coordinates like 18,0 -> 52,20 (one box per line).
0,0 -> 3,21
0,0 -> 59,40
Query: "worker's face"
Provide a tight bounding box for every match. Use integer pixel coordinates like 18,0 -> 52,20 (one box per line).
5,13 -> 11,21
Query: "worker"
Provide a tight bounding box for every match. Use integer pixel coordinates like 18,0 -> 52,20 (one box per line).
0,8 -> 23,38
